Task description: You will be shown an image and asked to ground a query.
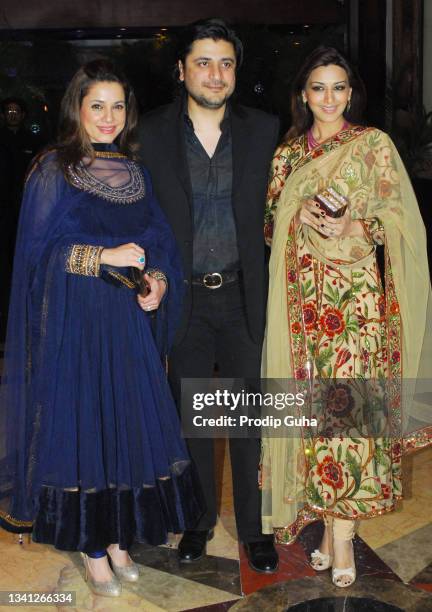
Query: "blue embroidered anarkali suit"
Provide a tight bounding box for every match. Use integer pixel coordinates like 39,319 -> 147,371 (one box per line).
0,147 -> 203,552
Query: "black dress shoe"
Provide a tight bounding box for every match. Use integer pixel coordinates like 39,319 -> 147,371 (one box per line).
244,540 -> 279,574
178,529 -> 214,563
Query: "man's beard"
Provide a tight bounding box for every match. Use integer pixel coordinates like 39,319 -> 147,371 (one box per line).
188,86 -> 232,110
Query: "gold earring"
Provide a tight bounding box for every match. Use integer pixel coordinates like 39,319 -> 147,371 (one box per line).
346,99 -> 351,112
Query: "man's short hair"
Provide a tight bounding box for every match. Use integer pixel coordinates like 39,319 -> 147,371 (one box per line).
177,18 -> 243,70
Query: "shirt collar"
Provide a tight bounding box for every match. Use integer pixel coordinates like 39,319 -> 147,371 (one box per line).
183,96 -> 230,131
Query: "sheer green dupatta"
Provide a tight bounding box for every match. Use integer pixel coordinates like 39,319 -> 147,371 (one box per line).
261,127 -> 432,539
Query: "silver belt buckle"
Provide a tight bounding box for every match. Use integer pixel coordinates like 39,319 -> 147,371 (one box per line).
203,272 -> 223,289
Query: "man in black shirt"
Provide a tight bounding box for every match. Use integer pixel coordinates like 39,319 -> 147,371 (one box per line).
138,19 -> 280,573
184,107 -> 238,277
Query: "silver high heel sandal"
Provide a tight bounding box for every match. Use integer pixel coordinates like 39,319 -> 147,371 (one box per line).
80,553 -> 122,597
310,516 -> 333,571
107,547 -> 140,582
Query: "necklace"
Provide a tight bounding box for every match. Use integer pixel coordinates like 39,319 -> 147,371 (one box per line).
94,150 -> 127,159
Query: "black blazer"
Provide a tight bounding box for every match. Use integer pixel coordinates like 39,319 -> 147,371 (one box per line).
138,97 -> 280,345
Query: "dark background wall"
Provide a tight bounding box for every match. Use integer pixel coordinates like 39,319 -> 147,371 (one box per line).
0,0 -> 428,177
0,0 -> 430,330
0,0 -> 344,28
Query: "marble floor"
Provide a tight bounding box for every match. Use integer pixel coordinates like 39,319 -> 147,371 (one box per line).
0,441 -> 431,610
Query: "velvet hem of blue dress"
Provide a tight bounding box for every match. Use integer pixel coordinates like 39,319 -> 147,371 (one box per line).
0,462 -> 204,552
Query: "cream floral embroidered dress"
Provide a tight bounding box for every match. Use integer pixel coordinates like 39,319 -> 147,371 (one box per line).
261,126 -> 432,543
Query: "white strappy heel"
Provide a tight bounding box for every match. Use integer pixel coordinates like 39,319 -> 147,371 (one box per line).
310,548 -> 333,571
310,515 -> 334,571
331,522 -> 356,588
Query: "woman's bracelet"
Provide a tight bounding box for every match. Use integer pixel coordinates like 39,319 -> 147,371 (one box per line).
359,218 -> 385,245
146,268 -> 168,287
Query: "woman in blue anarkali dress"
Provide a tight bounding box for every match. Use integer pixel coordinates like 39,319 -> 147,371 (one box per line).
0,60 -> 203,596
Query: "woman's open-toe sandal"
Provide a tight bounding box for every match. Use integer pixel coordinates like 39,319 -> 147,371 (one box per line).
310,549 -> 333,571
331,540 -> 356,587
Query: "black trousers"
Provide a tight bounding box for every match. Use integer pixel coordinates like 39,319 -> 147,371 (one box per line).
169,280 -> 267,543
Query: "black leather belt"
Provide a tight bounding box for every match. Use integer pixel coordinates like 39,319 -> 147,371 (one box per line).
191,270 -> 241,289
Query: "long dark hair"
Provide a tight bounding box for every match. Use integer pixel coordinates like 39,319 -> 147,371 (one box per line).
56,59 -> 138,174
285,46 -> 366,141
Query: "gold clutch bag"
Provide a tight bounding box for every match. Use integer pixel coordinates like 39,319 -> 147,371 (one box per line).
314,187 -> 349,218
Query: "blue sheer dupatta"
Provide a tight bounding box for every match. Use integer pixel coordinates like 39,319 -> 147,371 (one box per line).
0,152 -> 80,529
0,150 -> 193,542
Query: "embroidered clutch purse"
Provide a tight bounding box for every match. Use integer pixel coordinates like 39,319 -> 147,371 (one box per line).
314,187 -> 349,218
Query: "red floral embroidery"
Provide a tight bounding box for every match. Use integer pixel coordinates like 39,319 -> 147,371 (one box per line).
295,367 -> 308,380
317,455 -> 344,489
335,348 -> 352,371
311,148 -> 325,159
390,302 -> 399,315
319,306 -> 345,338
365,150 -> 376,171
378,295 -> 386,319
302,302 -> 318,331
381,484 -> 391,499
391,350 -> 401,364
392,442 -> 402,456
378,179 -> 392,198
325,382 -> 354,418
300,254 -> 312,269
291,322 -> 302,334
356,313 -> 367,328
287,270 -> 297,283
360,348 -> 370,366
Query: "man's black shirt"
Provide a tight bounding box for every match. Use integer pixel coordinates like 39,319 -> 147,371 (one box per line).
183,112 -> 240,275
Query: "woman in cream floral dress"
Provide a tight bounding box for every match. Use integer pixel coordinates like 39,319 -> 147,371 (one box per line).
261,47 -> 432,588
